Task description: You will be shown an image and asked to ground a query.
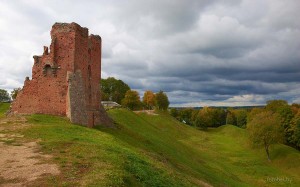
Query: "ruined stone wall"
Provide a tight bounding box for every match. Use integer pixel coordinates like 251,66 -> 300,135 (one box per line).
11,23 -> 75,116
11,22 -> 113,127
87,36 -> 102,126
66,71 -> 87,125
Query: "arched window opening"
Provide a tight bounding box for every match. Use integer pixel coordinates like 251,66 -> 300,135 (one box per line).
43,64 -> 52,76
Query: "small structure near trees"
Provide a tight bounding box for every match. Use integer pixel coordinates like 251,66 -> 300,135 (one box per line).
101,101 -> 121,109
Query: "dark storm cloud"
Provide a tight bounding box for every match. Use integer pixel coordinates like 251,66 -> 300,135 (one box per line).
113,0 -> 218,37
1,0 -> 299,105
97,0 -> 300,107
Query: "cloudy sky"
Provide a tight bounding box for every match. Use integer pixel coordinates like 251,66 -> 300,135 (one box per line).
0,0 -> 299,106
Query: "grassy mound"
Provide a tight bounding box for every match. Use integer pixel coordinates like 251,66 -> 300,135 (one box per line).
0,106 -> 299,186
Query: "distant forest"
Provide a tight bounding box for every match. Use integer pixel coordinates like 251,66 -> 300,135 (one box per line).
170,100 -> 300,150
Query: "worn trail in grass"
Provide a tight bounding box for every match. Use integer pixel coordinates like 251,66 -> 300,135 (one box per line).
0,104 -> 299,186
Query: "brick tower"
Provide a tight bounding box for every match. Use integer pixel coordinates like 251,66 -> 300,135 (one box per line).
11,22 -> 112,127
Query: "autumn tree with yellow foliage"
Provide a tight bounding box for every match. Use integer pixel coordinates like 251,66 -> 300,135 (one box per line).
143,90 -> 155,110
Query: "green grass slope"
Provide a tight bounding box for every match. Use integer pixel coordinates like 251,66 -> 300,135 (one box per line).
0,102 -> 10,118
1,107 -> 299,186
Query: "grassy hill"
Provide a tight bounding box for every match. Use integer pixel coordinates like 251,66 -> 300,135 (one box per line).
0,105 -> 299,186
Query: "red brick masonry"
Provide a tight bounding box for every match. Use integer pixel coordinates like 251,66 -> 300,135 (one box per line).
11,22 -> 112,127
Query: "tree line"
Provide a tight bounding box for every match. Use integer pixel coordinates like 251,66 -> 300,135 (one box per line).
0,88 -> 21,102
170,100 -> 300,152
170,107 -> 247,128
101,77 -> 169,111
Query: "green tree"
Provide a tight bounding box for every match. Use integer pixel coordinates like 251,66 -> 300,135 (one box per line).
226,111 -> 237,125
247,111 -> 285,161
193,114 -> 207,130
266,100 -> 288,112
101,77 -> 130,104
288,111 -> 300,148
11,88 -> 22,100
155,91 -> 169,110
0,89 -> 10,102
121,90 -> 141,110
266,100 -> 293,127
193,107 -> 226,128
211,108 -> 226,127
235,109 -> 247,128
170,108 -> 179,119
178,108 -> 194,125
143,90 -> 155,110
247,107 -> 264,123
193,107 -> 212,130
191,109 -> 198,125
266,100 -> 294,145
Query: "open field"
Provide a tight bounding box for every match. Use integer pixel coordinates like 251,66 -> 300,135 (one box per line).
0,104 -> 299,186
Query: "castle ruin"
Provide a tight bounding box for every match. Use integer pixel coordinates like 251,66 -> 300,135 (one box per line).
11,22 -> 112,127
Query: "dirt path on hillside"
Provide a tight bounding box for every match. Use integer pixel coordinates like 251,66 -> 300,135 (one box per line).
134,110 -> 158,115
0,116 -> 60,186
